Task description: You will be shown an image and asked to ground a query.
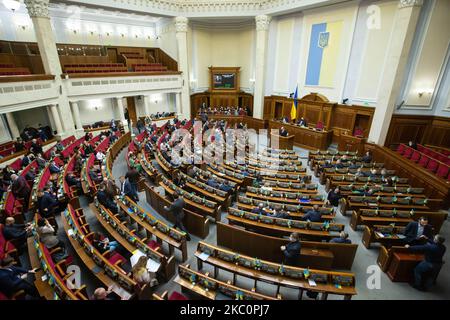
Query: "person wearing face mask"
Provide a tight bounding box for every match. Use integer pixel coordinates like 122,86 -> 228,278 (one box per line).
281,232 -> 301,266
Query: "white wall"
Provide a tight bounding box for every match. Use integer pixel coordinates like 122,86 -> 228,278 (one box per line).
0,6 -> 158,47
156,19 -> 178,60
0,115 -> 12,144
189,25 -> 255,92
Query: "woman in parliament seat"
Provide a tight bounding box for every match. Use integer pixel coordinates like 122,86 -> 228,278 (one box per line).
131,256 -> 158,296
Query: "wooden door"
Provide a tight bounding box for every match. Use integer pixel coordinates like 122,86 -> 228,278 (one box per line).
126,97 -> 138,125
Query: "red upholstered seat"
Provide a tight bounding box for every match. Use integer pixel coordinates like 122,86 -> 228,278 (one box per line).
316,121 -> 324,130
108,252 -> 126,266
397,144 -> 406,154
436,164 -> 449,179
418,155 -> 430,168
403,147 -> 413,159
410,150 -> 421,163
426,159 -> 439,173
169,291 -> 188,300
147,240 -> 161,251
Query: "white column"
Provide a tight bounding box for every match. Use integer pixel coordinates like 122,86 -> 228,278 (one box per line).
175,92 -> 182,116
175,16 -> 191,120
143,95 -> 151,116
24,0 -> 75,137
368,0 -> 423,145
253,15 -> 271,119
116,97 -> 129,132
50,104 -> 64,135
5,113 -> 20,139
71,101 -> 84,137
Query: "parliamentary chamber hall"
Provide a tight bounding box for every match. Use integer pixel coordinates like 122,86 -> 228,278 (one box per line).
0,0 -> 449,303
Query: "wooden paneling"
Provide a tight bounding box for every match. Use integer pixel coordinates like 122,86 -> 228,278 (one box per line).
263,95 -> 374,141
385,115 -> 450,150
190,92 -> 254,116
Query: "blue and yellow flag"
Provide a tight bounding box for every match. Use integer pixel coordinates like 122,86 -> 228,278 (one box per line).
290,86 -> 298,121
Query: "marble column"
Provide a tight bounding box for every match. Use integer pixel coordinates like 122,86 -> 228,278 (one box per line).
5,113 -> 20,139
116,97 -> 129,132
71,101 -> 84,137
175,16 -> 191,120
50,104 -> 64,135
253,15 -> 271,119
175,92 -> 182,116
24,0 -> 75,137
143,95 -> 151,116
368,0 -> 423,145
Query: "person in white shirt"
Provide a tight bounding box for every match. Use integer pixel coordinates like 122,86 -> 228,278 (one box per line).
96,150 -> 106,161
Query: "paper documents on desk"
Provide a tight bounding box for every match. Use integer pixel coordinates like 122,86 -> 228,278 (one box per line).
376,232 -> 385,238
67,228 -> 75,237
308,279 -> 317,287
198,252 -> 210,261
110,284 -> 132,300
130,250 -> 161,273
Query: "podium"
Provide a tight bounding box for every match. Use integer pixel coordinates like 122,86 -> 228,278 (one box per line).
338,132 -> 366,154
271,133 -> 294,150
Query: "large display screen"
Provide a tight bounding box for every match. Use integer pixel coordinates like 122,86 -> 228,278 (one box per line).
213,73 -> 236,89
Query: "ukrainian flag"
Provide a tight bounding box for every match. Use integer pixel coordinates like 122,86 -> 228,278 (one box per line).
290,86 -> 298,121
305,21 -> 343,87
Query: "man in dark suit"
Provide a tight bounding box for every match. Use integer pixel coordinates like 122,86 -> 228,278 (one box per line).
362,151 -> 372,163
164,193 -> 191,241
39,187 -> 61,217
97,185 -> 119,214
279,127 -> 289,137
30,139 -> 43,155
11,174 -> 30,213
206,176 -> 219,189
125,167 -> 140,198
301,204 -> 322,222
219,180 -> 233,193
405,234 -> 446,291
119,176 -> 138,202
404,217 -> 434,245
281,233 -> 301,266
21,153 -> 33,168
3,217 -> 32,248
297,117 -> 307,127
251,203 -> 266,215
49,160 -> 61,174
0,262 -> 40,299
65,172 -> 82,191
330,231 -> 352,244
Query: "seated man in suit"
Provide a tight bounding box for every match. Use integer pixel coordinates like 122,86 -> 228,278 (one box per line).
96,185 -> 119,214
330,231 -> 351,244
251,203 -> 266,215
301,204 -> 322,222
89,167 -> 103,184
65,172 -> 82,191
0,260 -> 40,299
334,159 -> 344,169
39,187 -> 63,217
405,234 -> 446,291
3,217 -> 32,248
49,160 -> 61,174
408,140 -> 418,150
297,117 -> 307,127
21,153 -> 33,168
279,127 -> 289,137
25,166 -> 37,183
282,116 -> 289,124
30,139 -> 43,155
119,175 -> 139,202
348,160 -> 359,169
281,232 -> 301,266
362,151 -> 372,163
404,217 -> 434,245
206,176 -> 220,189
219,180 -> 233,193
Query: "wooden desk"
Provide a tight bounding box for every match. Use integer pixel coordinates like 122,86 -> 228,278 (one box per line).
387,252 -> 423,282
27,237 -> 55,300
338,133 -> 366,154
269,120 -> 333,150
271,133 -> 294,150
